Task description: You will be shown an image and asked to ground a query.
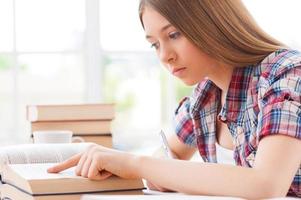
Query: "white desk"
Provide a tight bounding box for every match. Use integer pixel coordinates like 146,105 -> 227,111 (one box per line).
81,194 -> 299,200
81,194 -> 241,200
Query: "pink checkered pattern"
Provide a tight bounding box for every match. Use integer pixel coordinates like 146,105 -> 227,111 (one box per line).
174,49 -> 301,197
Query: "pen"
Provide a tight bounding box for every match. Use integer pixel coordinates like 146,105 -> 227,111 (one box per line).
159,130 -> 173,158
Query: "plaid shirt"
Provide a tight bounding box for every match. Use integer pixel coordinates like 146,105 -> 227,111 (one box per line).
174,49 -> 301,197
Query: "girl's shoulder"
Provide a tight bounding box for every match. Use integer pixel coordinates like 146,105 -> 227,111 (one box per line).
255,48 -> 301,84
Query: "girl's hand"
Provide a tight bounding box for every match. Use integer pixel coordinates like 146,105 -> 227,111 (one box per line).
47,144 -> 140,180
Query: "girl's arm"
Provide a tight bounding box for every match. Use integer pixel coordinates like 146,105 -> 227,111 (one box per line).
48,134 -> 300,199
146,134 -> 197,191
138,135 -> 301,199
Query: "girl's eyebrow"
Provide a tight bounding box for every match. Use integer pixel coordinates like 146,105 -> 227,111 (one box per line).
146,24 -> 173,39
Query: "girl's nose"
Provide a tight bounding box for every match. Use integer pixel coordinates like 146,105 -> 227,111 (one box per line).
159,45 -> 177,64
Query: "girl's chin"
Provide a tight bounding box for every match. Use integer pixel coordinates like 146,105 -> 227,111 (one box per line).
181,78 -> 199,86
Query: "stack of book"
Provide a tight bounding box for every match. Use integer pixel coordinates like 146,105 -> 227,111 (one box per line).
26,104 -> 115,147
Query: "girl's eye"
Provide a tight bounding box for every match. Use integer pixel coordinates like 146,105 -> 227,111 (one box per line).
169,31 -> 181,39
150,42 -> 159,49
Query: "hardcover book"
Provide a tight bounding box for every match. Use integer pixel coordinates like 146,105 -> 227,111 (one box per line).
27,104 -> 115,122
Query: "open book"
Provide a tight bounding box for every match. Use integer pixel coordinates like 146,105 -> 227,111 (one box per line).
0,143 -> 90,165
0,163 -> 144,195
0,143 -> 144,199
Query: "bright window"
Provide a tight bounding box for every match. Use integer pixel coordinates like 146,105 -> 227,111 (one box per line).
0,0 -> 300,151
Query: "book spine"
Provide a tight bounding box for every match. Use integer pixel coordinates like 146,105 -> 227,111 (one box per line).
74,136 -> 113,148
26,104 -> 115,122
31,121 -> 112,135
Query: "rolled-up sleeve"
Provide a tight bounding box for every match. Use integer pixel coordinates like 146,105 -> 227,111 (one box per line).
174,97 -> 197,147
256,67 -> 301,140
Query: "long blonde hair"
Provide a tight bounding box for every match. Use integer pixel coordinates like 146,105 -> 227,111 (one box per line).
139,0 -> 285,67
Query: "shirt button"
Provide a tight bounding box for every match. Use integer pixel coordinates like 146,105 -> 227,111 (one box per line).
220,116 -> 227,122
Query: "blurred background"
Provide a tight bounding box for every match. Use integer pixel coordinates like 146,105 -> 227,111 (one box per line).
0,0 -> 300,154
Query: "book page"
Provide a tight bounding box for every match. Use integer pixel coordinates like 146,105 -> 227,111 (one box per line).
9,163 -> 83,180
0,143 -> 91,165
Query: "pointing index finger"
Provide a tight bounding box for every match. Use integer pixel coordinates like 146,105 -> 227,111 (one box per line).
47,153 -> 82,173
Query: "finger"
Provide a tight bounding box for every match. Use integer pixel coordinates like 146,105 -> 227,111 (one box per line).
81,155 -> 92,177
75,145 -> 97,176
97,170 -> 113,180
88,159 -> 112,181
75,153 -> 88,176
47,153 -> 81,173
79,145 -> 99,176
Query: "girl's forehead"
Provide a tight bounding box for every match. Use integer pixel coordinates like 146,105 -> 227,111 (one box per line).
142,6 -> 166,22
142,6 -> 170,33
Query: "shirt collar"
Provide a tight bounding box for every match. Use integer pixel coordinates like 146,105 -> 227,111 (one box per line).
190,78 -> 220,118
190,66 -> 254,123
218,66 -> 254,123
218,48 -> 292,123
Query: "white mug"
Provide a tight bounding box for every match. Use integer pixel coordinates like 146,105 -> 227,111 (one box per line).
33,130 -> 84,144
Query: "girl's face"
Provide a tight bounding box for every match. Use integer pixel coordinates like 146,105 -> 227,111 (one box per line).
142,6 -> 217,85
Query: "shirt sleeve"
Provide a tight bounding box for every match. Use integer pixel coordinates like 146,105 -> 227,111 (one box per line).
256,66 -> 301,141
174,96 -> 197,147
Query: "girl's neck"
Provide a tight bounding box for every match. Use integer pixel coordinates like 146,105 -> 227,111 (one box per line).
207,62 -> 234,94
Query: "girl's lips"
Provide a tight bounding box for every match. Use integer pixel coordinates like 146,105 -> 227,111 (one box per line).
172,67 -> 186,76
